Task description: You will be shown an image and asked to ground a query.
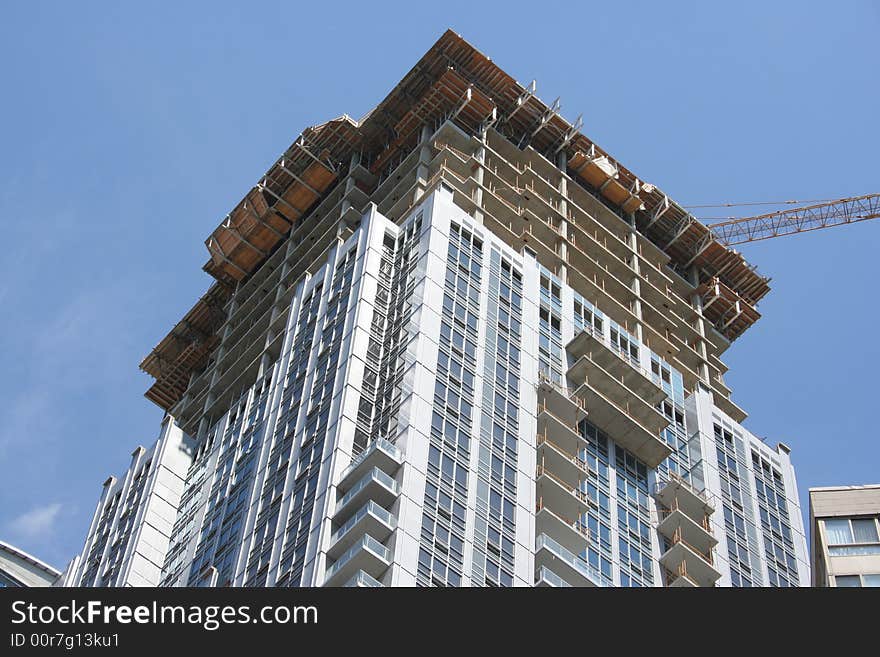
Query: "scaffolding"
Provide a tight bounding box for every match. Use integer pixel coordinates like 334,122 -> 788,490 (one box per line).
695,277 -> 761,342
140,283 -> 231,409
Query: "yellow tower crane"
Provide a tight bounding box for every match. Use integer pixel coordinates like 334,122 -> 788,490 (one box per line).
689,193 -> 880,246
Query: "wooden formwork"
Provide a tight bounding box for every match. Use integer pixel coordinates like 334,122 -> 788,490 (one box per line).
569,149 -> 643,215
140,283 -> 231,409
696,277 -> 761,342
203,153 -> 337,285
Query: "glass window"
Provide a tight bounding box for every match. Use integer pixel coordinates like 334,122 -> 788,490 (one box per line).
824,518 -> 853,545
852,518 -> 879,543
835,575 -> 861,588
862,574 -> 880,587
829,545 -> 880,557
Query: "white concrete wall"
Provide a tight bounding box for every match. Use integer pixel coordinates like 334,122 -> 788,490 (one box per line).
63,416 -> 194,587
692,390 -> 811,587
0,542 -> 60,587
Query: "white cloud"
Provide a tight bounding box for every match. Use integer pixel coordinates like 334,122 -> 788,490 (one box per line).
8,503 -> 62,540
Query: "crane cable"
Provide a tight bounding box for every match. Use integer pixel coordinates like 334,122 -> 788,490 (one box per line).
683,197 -> 840,209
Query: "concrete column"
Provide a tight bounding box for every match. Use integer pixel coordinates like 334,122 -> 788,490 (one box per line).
339,152 -> 362,236
203,297 -> 238,416
472,132 -> 486,226
281,229 -> 298,277
180,371 -> 195,410
688,266 -> 711,385
556,151 -> 568,285
626,214 -> 644,343
197,415 -> 210,442
258,347 -> 274,378
413,124 -> 433,204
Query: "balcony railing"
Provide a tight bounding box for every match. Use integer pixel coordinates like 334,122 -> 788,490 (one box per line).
535,500 -> 593,541
666,527 -> 715,566
654,470 -> 717,520
341,437 -> 402,482
536,465 -> 589,506
566,329 -> 658,385
337,467 -> 399,514
324,535 -> 392,582
330,501 -> 397,546
657,499 -> 713,534
654,471 -> 711,504
535,566 -> 572,587
663,564 -> 700,588
536,374 -> 588,427
536,434 -> 595,477
343,571 -> 384,588
535,533 -> 605,587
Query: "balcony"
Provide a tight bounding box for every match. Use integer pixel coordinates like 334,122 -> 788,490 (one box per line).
536,435 -> 589,487
334,468 -> 399,522
712,393 -> 748,425
342,570 -> 384,588
535,533 -> 605,587
537,406 -> 585,457
328,501 -> 397,560
536,378 -> 587,429
566,352 -> 669,433
535,502 -> 590,556
659,535 -> 720,588
535,566 -> 572,587
654,473 -> 714,521
323,534 -> 392,587
338,438 -> 402,492
536,465 -> 589,522
657,507 -> 717,556
566,330 -> 667,405
663,564 -> 699,588
567,378 -> 671,468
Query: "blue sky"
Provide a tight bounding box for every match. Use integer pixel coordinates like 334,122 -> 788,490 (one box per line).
1,2 -> 877,570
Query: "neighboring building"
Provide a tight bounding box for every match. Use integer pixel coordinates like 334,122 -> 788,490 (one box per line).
0,541 -> 60,587
68,30 -> 811,587
61,417 -> 194,586
809,485 -> 880,587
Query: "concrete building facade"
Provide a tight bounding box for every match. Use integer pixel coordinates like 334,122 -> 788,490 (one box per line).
154,191 -> 809,587
61,417 -> 194,587
0,541 -> 59,587
810,485 -> 880,587
65,31 -> 811,587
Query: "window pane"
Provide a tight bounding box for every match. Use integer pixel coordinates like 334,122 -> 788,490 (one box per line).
862,574 -> 880,588
835,575 -> 861,588
852,518 -> 879,543
824,518 -> 853,545
829,545 -> 880,557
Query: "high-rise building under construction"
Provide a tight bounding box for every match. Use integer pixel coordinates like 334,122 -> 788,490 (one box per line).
64,30 -> 810,587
